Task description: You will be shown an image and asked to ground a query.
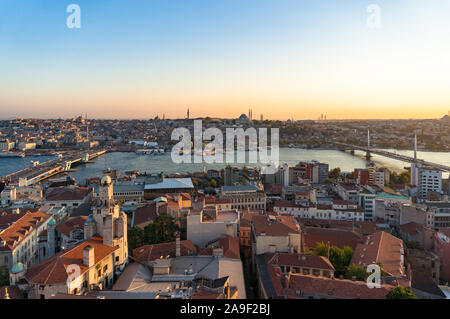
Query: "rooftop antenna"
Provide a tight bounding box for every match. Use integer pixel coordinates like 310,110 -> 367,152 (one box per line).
104,156 -> 109,173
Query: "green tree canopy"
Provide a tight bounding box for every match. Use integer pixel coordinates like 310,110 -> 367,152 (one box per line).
328,168 -> 341,180
209,179 -> 218,188
0,266 -> 9,286
143,213 -> 181,245
386,287 -> 418,299
345,264 -> 368,281
128,214 -> 181,252
312,242 -> 354,276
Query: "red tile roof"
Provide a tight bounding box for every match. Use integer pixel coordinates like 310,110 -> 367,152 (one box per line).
350,231 -> 405,277
296,218 -> 379,236
253,215 -> 299,237
284,273 -> 393,299
133,204 -> 157,226
200,236 -> 241,259
273,200 -> 297,208
0,210 -> 51,251
302,227 -> 364,250
25,237 -> 118,285
132,240 -> 197,262
45,187 -> 91,201
240,211 -> 259,228
55,216 -> 87,237
266,253 -> 335,271
399,222 -> 424,236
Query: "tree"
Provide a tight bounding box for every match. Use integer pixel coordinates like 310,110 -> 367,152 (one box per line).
329,168 -> 341,180
312,243 -> 354,276
390,170 -> 411,187
128,214 -> 182,251
209,179 -> 218,188
128,227 -> 144,251
0,266 -> 9,286
345,264 -> 368,281
386,287 -> 418,299
143,213 -> 180,245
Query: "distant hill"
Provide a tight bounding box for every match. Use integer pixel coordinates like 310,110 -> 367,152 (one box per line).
441,114 -> 450,121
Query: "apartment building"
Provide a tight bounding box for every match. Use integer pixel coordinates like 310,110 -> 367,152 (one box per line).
0,210 -> 52,270
220,185 -> 266,211
187,206 -> 239,247
251,215 -> 301,259
273,199 -> 364,222
44,186 -> 92,210
20,237 -> 118,299
418,167 -> 442,199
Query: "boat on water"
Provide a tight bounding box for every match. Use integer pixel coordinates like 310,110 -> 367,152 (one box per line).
136,148 -> 165,155
136,149 -> 154,155
0,151 -> 25,158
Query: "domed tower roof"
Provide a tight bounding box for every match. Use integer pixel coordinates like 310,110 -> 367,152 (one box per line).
84,214 -> 95,226
48,218 -> 56,227
101,175 -> 112,186
10,262 -> 25,274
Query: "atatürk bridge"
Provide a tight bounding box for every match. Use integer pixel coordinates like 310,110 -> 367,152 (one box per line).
0,150 -> 107,186
333,131 -> 450,173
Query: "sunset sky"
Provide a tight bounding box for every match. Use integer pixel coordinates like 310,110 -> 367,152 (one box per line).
0,0 -> 449,120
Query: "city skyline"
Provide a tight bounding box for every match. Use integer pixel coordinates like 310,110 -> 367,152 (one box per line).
1,0 -> 450,120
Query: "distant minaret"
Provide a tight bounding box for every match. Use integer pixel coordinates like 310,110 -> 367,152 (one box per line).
260,114 -> 263,121
187,108 -> 190,120
367,129 -> 370,149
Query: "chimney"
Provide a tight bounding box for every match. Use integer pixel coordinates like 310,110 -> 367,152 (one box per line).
176,234 -> 181,257
226,224 -> 234,237
83,245 -> 95,268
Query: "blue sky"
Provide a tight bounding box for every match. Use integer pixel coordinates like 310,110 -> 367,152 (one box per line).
0,0 -> 449,119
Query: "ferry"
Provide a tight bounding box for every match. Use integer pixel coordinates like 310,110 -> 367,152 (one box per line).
136,148 -> 165,155
135,149 -> 155,155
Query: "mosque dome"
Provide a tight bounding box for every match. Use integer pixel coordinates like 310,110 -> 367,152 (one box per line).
10,262 -> 24,274
101,175 -> 112,186
238,114 -> 249,121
